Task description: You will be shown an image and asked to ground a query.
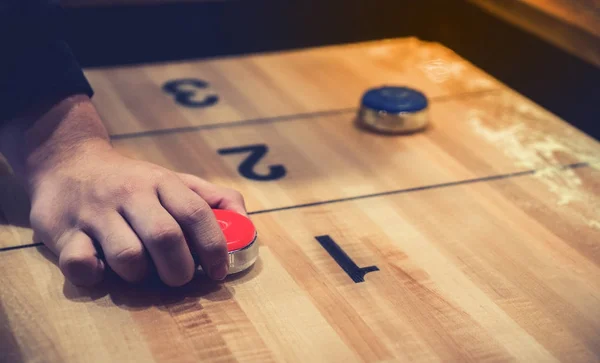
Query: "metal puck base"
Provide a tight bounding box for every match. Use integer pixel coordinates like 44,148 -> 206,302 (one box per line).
358,106 -> 429,134
227,233 -> 259,275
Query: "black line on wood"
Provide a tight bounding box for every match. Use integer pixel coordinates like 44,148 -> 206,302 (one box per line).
248,162 -> 590,215
0,162 -> 590,254
0,243 -> 44,253
108,89 -> 500,140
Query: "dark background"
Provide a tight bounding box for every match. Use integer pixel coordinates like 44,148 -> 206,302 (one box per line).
62,0 -> 599,140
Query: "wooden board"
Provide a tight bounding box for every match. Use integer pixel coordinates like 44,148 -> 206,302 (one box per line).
1,37 -> 600,362
468,0 -> 600,67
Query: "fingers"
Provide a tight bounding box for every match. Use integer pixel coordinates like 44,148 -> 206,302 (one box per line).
57,231 -> 105,287
87,212 -> 150,284
33,171 -> 244,287
177,173 -> 247,216
121,197 -> 196,287
158,177 -> 230,281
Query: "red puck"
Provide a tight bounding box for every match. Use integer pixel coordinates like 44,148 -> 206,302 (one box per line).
212,209 -> 258,274
213,209 -> 256,251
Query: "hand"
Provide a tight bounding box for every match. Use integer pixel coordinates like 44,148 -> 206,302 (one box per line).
30,145 -> 247,287
0,94 -> 247,287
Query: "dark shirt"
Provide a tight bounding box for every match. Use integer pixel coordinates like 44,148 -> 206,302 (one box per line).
0,0 -> 94,123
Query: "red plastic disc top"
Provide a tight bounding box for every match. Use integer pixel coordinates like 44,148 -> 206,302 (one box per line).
212,209 -> 257,252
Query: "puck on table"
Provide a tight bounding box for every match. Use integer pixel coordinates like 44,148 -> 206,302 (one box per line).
357,86 -> 430,134
213,209 -> 258,275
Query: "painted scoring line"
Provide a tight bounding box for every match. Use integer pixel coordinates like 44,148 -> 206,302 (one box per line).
0,162 -> 589,254
109,89 -> 500,140
0,242 -> 44,253
110,107 -> 357,140
248,162 -> 590,215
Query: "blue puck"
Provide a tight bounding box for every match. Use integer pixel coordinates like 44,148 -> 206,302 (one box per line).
357,86 -> 430,134
361,86 -> 428,114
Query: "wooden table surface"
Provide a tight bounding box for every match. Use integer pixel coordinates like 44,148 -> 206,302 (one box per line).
1,37 -> 600,362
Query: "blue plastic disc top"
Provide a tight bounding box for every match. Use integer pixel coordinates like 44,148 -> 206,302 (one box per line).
361,86 -> 428,114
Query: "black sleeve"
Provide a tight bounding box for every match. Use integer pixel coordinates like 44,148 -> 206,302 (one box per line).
0,0 -> 94,123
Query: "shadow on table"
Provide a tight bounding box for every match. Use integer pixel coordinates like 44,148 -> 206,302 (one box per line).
36,245 -> 262,312
0,171 -> 31,228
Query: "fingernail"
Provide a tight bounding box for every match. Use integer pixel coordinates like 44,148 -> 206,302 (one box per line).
211,261 -> 229,281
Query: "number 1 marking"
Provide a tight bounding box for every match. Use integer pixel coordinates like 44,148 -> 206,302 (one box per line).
315,235 -> 379,283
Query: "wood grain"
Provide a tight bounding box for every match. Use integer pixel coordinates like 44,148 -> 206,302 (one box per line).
85,38 -> 499,136
468,0 -> 600,67
1,38 -> 599,362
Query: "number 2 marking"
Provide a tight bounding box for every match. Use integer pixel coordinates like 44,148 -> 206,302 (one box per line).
162,78 -> 219,108
217,144 -> 286,181
315,235 -> 379,283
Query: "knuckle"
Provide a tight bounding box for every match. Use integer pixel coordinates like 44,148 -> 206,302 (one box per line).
151,168 -> 173,185
107,181 -> 137,200
148,225 -> 184,250
29,199 -> 60,232
200,236 -> 227,255
181,202 -> 211,226
113,181 -> 137,198
91,180 -> 138,203
29,209 -> 51,232
76,208 -> 98,228
113,246 -> 146,266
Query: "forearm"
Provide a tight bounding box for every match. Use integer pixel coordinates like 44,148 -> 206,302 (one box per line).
0,0 -> 98,178
0,95 -> 110,182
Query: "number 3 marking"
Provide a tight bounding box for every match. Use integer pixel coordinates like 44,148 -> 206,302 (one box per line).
162,78 -> 219,108
218,144 -> 286,181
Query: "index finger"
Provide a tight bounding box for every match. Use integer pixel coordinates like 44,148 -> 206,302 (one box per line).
158,178 -> 229,280
176,173 -> 247,216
